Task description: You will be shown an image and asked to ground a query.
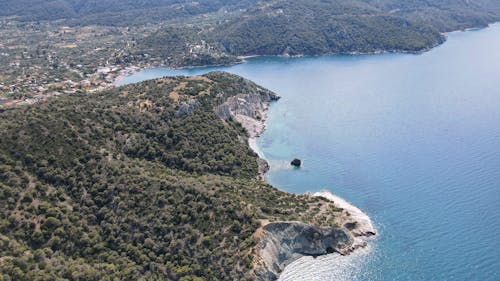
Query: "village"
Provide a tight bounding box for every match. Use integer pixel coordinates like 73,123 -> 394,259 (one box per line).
0,19 -> 158,107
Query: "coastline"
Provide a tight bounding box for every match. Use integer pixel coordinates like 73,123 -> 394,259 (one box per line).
111,23 -> 500,88
314,191 -> 376,251
117,22 -> 500,88
243,88 -> 376,280
108,24 -> 500,276
114,32 -> 451,87
234,83 -> 377,237
112,66 -> 141,86
115,42 -> 445,86
235,83 -> 377,240
214,83 -> 277,179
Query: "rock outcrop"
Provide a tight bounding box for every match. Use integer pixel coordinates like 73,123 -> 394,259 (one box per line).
290,158 -> 301,167
252,192 -> 377,280
174,99 -> 200,117
252,221 -> 353,281
216,83 -> 279,178
216,87 -> 279,138
314,191 -> 376,238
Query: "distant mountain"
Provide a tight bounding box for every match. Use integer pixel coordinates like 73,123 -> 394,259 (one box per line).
365,0 -> 500,31
211,0 -> 443,56
134,0 -> 500,61
0,0 -> 258,25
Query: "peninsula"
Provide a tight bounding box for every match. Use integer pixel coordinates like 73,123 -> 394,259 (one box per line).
0,72 -> 374,280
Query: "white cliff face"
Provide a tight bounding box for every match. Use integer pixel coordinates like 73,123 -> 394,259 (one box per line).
252,221 -> 354,281
216,87 -> 279,178
216,88 -> 279,138
251,192 -> 377,281
314,191 -> 376,237
314,191 -> 377,258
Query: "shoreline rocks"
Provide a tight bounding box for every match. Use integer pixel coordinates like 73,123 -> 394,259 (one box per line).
314,191 -> 376,238
216,84 -> 279,179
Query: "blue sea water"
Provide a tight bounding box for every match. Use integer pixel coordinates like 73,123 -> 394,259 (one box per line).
120,24 -> 500,280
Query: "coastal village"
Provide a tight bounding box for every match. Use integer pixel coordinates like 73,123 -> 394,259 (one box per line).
0,63 -> 140,107
0,18 -> 220,107
0,19 -> 148,107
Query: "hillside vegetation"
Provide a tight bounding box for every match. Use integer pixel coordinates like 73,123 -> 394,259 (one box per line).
138,0 -> 500,59
212,0 -> 444,56
0,0 -> 258,25
0,72 -> 342,280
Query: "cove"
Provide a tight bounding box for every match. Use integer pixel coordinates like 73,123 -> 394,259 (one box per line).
119,24 -> 500,280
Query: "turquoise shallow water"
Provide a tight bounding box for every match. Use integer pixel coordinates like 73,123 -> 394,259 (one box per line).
120,24 -> 500,280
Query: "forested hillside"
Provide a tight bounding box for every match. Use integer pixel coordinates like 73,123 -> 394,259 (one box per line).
135,0 -> 500,58
212,0 -> 444,56
210,0 -> 500,56
1,1 -> 500,280
0,72 -> 342,280
0,0 -> 258,25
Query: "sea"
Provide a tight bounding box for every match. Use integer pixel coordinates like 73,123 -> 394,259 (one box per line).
119,23 -> 500,280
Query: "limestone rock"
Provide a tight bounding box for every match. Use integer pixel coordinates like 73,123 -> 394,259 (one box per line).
253,221 -> 353,281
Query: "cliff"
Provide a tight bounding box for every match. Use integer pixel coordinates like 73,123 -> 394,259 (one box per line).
252,221 -> 353,280
251,196 -> 376,281
216,82 -> 279,178
216,86 -> 280,138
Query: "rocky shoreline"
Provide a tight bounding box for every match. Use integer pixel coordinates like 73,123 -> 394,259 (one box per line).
217,84 -> 377,280
251,191 -> 376,280
252,221 -> 354,280
314,191 -> 376,251
215,82 -> 279,179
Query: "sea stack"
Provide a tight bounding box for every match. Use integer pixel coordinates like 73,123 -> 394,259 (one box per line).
291,158 -> 301,167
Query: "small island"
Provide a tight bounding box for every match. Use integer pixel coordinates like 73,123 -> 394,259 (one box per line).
291,158 -> 302,167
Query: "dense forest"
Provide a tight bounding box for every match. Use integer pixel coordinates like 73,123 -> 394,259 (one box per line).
0,0 -> 258,25
0,72 -> 342,280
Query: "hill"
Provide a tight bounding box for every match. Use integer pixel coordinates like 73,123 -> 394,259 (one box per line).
212,0 -> 442,56
0,0 -> 258,25
0,72 -> 354,280
136,0 -> 500,60
210,0 -> 500,56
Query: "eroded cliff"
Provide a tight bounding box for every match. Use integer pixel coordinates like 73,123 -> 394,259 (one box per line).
252,221 -> 353,280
